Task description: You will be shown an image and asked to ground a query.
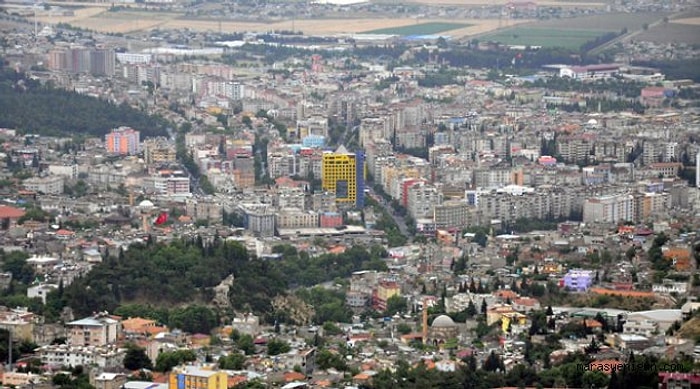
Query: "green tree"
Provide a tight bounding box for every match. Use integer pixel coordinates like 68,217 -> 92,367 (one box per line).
168,305 -> 218,334
154,350 -> 196,372
123,344 -> 153,371
582,370 -> 610,389
266,338 -> 291,356
218,352 -> 246,370
385,295 -> 407,315
236,334 -> 256,355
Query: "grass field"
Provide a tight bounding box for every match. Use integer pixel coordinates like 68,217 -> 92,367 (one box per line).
364,22 -> 470,36
480,27 -> 614,49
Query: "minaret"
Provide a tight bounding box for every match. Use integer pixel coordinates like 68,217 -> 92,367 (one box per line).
422,298 -> 428,344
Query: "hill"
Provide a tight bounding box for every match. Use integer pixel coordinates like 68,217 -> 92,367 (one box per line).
0,62 -> 168,138
677,316 -> 700,341
48,238 -> 387,323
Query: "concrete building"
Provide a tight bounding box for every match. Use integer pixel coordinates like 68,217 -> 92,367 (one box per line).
321,146 -> 365,208
27,283 -> 58,304
168,366 -> 227,389
67,313 -> 121,346
106,127 -> 140,155
240,204 -> 276,237
563,269 -> 594,292
583,193 -> 635,224
143,137 -> 177,165
36,344 -> 125,369
623,318 -> 658,337
22,175 -> 64,195
142,169 -> 191,197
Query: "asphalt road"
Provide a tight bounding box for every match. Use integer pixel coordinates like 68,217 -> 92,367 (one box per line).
367,190 -> 410,237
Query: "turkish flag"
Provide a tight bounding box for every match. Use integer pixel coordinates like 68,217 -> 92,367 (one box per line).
154,212 -> 168,226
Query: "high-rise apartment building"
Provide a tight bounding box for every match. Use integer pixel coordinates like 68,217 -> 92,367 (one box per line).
47,48 -> 115,76
105,127 -> 140,155
321,146 -> 364,208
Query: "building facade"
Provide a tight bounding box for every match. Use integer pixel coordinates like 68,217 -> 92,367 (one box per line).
321,146 -> 365,208
106,127 -> 140,155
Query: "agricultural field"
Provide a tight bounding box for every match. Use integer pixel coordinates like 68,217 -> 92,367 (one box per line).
364,22 -> 470,36
480,27 -> 612,49
528,12 -> 666,33
635,22 -> 700,45
399,0 -> 607,7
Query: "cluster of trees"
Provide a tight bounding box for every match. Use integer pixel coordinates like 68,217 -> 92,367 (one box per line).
271,244 -> 388,289
648,232 -> 671,274
0,64 -> 168,137
551,98 -> 645,114
295,287 -> 353,324
22,238 -> 390,325
531,77 -> 644,98
632,58 -> 700,82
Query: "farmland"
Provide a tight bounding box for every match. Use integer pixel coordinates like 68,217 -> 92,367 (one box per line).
480,27 -> 613,49
400,0 -> 607,7
364,22 -> 470,36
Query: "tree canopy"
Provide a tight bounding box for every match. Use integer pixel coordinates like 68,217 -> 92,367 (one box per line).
0,65 -> 168,137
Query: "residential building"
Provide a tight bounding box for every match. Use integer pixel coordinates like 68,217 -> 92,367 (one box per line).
583,193 -> 635,223
168,366 -> 228,389
22,175 -> 64,195
106,127 -> 140,155
658,372 -> 700,389
2,372 -> 41,387
27,283 -> 58,304
374,280 -> 400,312
142,169 -> 191,197
36,344 -> 125,369
276,209 -> 319,229
240,204 -> 276,237
0,306 -> 36,342
321,146 -> 365,208
67,313 -> 121,346
623,318 -> 658,337
563,269 -> 594,292
0,205 -> 25,230
143,137 -> 177,165
92,373 -> 128,389
652,280 -> 688,295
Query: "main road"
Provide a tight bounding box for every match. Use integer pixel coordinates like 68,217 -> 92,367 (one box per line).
366,188 -> 411,238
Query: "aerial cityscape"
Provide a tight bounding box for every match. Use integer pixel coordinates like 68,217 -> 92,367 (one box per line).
0,0 -> 699,388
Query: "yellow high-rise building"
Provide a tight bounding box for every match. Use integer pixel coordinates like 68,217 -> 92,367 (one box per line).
169,366 -> 227,389
321,146 -> 365,208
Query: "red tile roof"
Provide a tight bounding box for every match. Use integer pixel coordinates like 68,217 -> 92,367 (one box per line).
0,205 -> 25,219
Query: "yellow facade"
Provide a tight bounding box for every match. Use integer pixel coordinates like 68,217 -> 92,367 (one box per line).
322,152 -> 358,204
377,282 -> 400,302
169,367 -> 227,389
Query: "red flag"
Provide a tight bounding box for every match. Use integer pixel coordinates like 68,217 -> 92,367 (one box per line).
154,212 -> 168,226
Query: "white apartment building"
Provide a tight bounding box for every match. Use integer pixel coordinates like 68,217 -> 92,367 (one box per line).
407,182 -> 443,219
23,175 -> 64,195
623,319 -> 658,337
36,344 -> 125,369
583,193 -> 635,224
652,280 -> 688,295
47,164 -> 79,179
275,209 -> 319,229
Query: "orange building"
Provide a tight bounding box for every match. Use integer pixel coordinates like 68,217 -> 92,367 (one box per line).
106,126 -> 140,155
663,248 -> 691,271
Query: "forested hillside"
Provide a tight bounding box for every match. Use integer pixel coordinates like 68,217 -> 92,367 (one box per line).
0,61 -> 168,137
45,238 -> 387,324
